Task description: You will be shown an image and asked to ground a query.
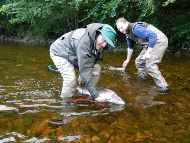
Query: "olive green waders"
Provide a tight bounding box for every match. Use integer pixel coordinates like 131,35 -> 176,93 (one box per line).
135,25 -> 168,88
50,53 -> 101,98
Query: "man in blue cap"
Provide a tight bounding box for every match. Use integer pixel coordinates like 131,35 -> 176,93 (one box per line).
50,23 -> 116,101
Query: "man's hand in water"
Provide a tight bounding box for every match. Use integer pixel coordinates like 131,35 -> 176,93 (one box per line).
122,59 -> 129,68
123,48 -> 133,68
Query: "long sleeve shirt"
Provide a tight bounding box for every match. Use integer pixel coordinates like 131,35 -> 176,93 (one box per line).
126,23 -> 157,49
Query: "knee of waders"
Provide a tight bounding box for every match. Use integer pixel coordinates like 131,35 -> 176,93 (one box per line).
145,64 -> 157,74
65,74 -> 78,86
93,64 -> 101,75
135,59 -> 146,67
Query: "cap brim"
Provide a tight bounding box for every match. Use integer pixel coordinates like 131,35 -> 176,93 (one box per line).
103,35 -> 115,47
98,30 -> 115,47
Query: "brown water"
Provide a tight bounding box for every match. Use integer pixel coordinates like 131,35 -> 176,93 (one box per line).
0,40 -> 190,142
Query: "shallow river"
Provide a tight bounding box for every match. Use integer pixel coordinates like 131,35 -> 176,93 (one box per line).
0,41 -> 190,142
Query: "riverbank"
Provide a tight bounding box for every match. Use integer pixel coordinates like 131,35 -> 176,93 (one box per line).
0,35 -> 54,46
0,35 -> 189,55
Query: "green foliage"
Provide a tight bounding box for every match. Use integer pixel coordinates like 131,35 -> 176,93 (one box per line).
81,0 -> 154,23
142,0 -> 190,51
0,0 -> 79,39
0,0 -> 155,39
0,0 -> 190,51
164,0 -> 190,50
170,15 -> 190,50
163,0 -> 176,6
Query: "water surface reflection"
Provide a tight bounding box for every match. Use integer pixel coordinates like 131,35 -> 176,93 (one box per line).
0,41 -> 190,142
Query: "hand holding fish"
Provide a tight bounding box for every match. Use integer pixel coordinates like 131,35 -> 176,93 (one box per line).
78,76 -> 82,84
77,85 -> 125,105
95,96 -> 107,102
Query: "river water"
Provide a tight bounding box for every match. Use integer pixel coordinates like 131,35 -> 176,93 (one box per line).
0,40 -> 190,142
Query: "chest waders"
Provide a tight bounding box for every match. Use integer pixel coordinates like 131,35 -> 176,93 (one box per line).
127,22 -> 169,90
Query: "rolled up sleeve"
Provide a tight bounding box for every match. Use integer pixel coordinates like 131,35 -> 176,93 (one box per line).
133,23 -> 157,48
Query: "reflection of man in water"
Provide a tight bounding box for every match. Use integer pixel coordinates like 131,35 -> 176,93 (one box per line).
50,23 -> 116,101
116,17 -> 169,92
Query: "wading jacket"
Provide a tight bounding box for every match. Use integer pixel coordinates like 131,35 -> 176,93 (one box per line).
50,23 -> 106,98
126,22 -> 167,49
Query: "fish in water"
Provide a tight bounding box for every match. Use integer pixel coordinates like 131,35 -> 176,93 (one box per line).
107,66 -> 126,71
77,85 -> 125,105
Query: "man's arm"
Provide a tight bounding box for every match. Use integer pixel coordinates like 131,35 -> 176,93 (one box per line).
123,36 -> 135,68
77,41 -> 99,99
141,47 -> 152,60
133,23 -> 157,60
123,48 -> 133,68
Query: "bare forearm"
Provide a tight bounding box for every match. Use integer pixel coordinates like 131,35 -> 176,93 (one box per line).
123,48 -> 133,67
126,48 -> 133,62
